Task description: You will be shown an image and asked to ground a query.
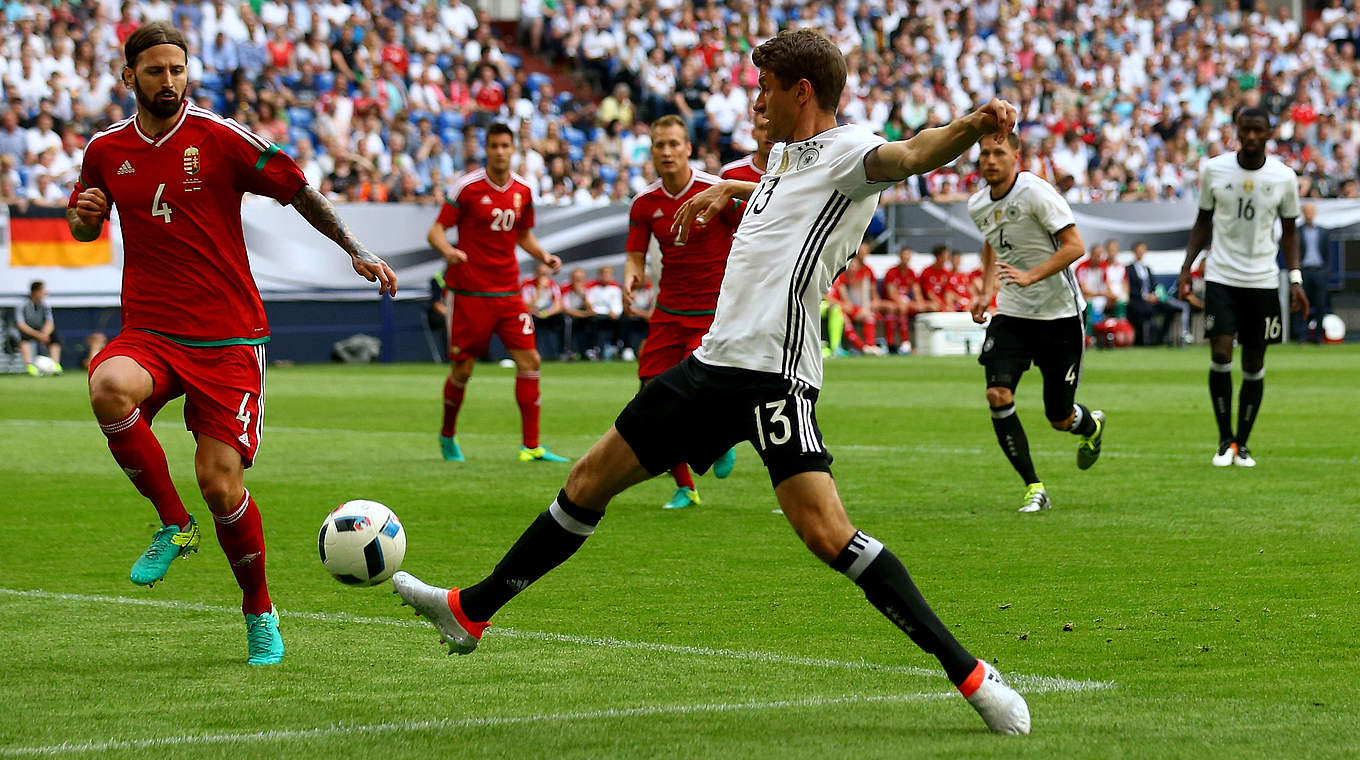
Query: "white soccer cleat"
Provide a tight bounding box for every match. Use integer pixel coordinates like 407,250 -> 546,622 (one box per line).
1212,441 -> 1236,467
961,659 -> 1031,735
392,571 -> 489,655
1233,445 -> 1256,467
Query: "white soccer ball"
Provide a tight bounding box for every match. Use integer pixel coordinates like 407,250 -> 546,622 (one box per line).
1321,314 -> 1346,344
318,500 -> 406,586
33,355 -> 58,375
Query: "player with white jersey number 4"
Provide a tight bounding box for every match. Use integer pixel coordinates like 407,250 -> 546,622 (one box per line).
66,23 -> 396,665
1177,106 -> 1307,469
394,29 -> 1031,736
968,133 -> 1106,514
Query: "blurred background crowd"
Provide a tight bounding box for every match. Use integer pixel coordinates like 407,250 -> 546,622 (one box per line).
2,0 -> 1359,213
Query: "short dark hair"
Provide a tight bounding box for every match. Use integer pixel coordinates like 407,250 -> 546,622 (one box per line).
751,29 -> 845,111
931,244 -> 949,257
30,280 -> 44,295
485,122 -> 514,142
1234,105 -> 1272,127
124,22 -> 187,68
1005,132 -> 1020,150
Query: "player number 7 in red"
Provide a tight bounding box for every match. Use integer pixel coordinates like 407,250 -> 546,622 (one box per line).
151,183 -> 173,224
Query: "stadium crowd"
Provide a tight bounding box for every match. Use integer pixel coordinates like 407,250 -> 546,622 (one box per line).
2,0 -> 1360,213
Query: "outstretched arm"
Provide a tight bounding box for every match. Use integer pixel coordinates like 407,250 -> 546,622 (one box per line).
864,99 -> 1017,183
290,185 -> 397,295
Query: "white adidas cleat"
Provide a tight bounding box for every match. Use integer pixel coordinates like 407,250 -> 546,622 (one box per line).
1212,441 -> 1236,467
392,571 -> 488,655
1233,445 -> 1256,467
961,659 -> 1031,735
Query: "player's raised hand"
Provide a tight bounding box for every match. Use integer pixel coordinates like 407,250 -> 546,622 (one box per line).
973,98 -> 1018,144
352,248 -> 398,296
74,187 -> 108,227
670,183 -> 731,244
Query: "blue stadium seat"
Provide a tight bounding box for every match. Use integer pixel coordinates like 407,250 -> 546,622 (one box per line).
526,72 -> 550,97
440,126 -> 461,145
408,110 -> 433,125
568,144 -> 584,163
199,71 -> 223,92
436,110 -> 464,131
287,107 -> 314,129
316,71 -> 335,92
599,164 -> 618,185
563,126 -> 586,148
287,125 -> 312,147
503,53 -> 521,70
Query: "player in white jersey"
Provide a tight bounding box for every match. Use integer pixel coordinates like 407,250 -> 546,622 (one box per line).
968,133 -> 1106,513
1176,107 -> 1307,468
394,30 -> 1030,735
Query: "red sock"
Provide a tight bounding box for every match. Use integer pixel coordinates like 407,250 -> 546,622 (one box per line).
100,408 -> 190,529
441,376 -> 466,438
843,323 -> 866,350
671,464 -> 694,490
213,489 -> 271,615
863,318 -> 877,346
883,317 -> 897,346
516,371 -> 541,448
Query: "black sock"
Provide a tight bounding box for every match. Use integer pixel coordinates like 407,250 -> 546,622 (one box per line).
991,404 -> 1039,484
459,489 -> 603,622
1209,363 -> 1234,443
831,531 -> 976,686
1237,370 -> 1264,447
1068,403 -> 1097,436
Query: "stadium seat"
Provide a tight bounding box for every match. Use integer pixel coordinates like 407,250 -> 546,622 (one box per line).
526,72 -> 551,96
563,126 -> 587,148
599,165 -> 618,185
316,71 -> 335,92
440,126 -> 461,145
286,107 -> 314,129
437,111 -> 465,131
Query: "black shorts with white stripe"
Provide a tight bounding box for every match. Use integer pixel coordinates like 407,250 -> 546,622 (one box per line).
614,355 -> 833,488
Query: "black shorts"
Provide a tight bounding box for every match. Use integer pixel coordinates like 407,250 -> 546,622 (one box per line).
979,314 -> 1085,422
20,330 -> 60,345
1203,282 -> 1283,347
615,355 -> 833,488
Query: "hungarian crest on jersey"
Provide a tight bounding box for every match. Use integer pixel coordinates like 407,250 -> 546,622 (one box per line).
183,146 -> 200,175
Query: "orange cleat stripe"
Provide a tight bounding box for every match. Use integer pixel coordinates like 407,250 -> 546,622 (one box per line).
958,659 -> 986,697
447,588 -> 491,638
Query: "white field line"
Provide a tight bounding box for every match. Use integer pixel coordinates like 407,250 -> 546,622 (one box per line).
0,691 -> 970,757
0,588 -> 1110,696
2,419 -> 1354,464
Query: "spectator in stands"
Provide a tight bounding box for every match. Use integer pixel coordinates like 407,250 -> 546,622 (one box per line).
15,280 -> 62,375
1126,241 -> 1190,346
0,110 -> 25,164
522,264 -> 566,360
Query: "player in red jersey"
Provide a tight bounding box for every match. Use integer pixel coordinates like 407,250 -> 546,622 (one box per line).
623,114 -> 741,509
826,244 -> 884,355
919,244 -> 955,312
427,122 -> 568,464
880,246 -> 925,353
719,115 -> 772,183
66,23 -> 396,665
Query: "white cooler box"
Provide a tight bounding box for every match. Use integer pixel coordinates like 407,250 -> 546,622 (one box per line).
913,312 -> 988,356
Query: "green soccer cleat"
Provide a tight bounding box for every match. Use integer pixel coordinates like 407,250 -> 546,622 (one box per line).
244,606 -> 284,665
519,445 -> 570,463
129,517 -> 201,587
25,363 -> 39,376
1018,483 -> 1050,513
1077,410 -> 1105,470
440,435 -> 465,462
713,447 -> 736,479
663,487 -> 700,510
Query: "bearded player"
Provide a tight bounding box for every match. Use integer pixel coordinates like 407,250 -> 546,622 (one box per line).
67,23 -> 396,665
623,115 -> 742,509
427,123 -> 569,464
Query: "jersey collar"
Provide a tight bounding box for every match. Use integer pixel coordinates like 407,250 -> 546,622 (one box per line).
661,168 -> 695,200
482,170 -> 514,193
132,104 -> 189,147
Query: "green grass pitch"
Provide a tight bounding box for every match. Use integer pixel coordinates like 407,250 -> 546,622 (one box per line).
2,345 -> 1358,758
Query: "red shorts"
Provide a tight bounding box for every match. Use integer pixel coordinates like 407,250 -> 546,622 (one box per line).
447,293 -> 535,361
638,314 -> 712,380
89,329 -> 267,466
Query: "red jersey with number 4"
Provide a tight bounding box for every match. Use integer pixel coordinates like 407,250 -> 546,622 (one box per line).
625,170 -> 739,316
719,154 -> 765,184
69,103 -> 306,342
436,169 -> 535,295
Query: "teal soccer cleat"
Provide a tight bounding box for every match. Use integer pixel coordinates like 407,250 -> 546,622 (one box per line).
440,435 -> 465,461
129,517 -> 201,587
245,606 -> 284,665
662,487 -> 700,510
712,447 -> 736,479
519,445 -> 570,463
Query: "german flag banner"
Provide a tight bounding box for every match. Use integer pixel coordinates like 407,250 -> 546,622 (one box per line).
6,204 -> 112,267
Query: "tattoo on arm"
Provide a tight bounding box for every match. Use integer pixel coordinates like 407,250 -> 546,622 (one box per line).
66,208 -> 101,242
290,185 -> 379,263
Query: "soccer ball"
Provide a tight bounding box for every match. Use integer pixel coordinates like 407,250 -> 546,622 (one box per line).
318,500 -> 406,586
33,355 -> 58,375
